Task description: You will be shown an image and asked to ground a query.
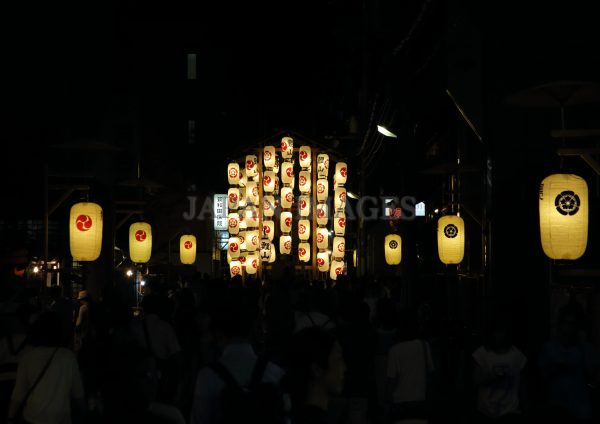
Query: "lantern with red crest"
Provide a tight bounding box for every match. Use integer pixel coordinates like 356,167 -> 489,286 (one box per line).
280,235 -> 292,255
298,242 -> 310,262
245,155 -> 258,178
70,202 -> 103,261
298,219 -> 310,241
299,146 -> 311,169
281,137 -> 294,160
228,163 -> 240,185
264,146 -> 276,169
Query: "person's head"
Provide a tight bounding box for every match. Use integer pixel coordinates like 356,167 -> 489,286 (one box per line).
557,303 -> 585,345
29,311 -> 62,347
289,327 -> 345,405
77,290 -> 90,304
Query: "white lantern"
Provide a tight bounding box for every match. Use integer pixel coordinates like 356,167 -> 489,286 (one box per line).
330,260 -> 344,280
299,146 -> 311,169
180,235 -> 196,265
247,230 -> 260,252
239,169 -> 247,188
334,188 -> 347,210
281,187 -> 294,209
280,211 -> 293,233
239,254 -> 247,268
260,240 -> 271,262
263,220 -> 275,242
274,175 -> 280,195
299,171 -> 311,194
316,179 -> 328,202
317,154 -> 329,179
238,186 -> 247,208
228,213 -> 240,235
238,231 -> 247,251
298,242 -> 311,262
316,227 -> 329,250
264,146 -> 276,169
245,155 -> 258,178
316,203 -> 329,226
228,236 -> 241,259
246,182 -> 259,206
263,171 -> 275,193
227,188 -> 240,210
281,162 -> 294,185
332,237 -> 345,260
317,251 -> 330,272
540,174 -> 588,260
281,137 -> 294,159
245,206 -> 259,228
129,222 -> 152,264
335,162 -> 347,186
385,234 -> 402,265
269,243 -> 276,263
280,235 -> 292,255
299,196 -> 311,217
298,219 -> 310,241
70,202 -> 103,261
229,261 -> 242,278
246,254 -> 259,274
228,163 -> 240,185
334,211 -> 346,236
263,195 -> 276,217
437,215 -> 465,265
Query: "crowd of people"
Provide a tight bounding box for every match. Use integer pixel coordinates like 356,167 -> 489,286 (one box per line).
0,270 -> 599,424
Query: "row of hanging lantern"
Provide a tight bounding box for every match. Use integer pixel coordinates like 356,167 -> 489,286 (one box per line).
69,203 -> 197,265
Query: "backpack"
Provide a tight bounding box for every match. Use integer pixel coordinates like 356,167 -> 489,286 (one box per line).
210,357 -> 286,424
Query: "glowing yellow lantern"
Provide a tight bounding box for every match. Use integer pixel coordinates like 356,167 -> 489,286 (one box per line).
129,222 -> 152,263
281,162 -> 294,185
316,203 -> 329,226
228,188 -> 240,210
540,174 -> 588,259
316,227 -> 329,250
246,182 -> 259,206
298,242 -> 310,262
245,206 -> 259,228
228,213 -> 240,235
228,236 -> 241,259
263,171 -> 275,193
334,212 -> 346,236
281,137 -> 294,160
228,163 -> 240,185
316,179 -> 328,202
230,261 -> 242,278
299,196 -> 311,217
353,250 -> 357,267
281,211 -> 293,233
246,254 -> 259,274
330,260 -> 344,280
385,234 -> 402,265
264,146 -> 276,169
437,215 -> 465,265
269,243 -> 276,263
263,220 -> 275,242
332,237 -> 345,260
335,162 -> 347,186
334,188 -> 347,210
245,155 -> 258,178
317,251 -> 330,272
180,235 -> 196,265
298,219 -> 310,241
317,154 -> 329,179
247,230 -> 260,252
70,202 -> 103,261
281,187 -> 294,209
280,235 -> 292,255
299,146 -> 311,169
299,171 -> 311,194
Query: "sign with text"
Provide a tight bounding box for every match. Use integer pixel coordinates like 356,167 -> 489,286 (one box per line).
213,194 -> 228,230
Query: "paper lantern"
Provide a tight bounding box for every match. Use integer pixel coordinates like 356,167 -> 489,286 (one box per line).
180,235 -> 196,265
238,186 -> 247,208
245,155 -> 258,178
228,163 -> 240,185
281,187 -> 294,209
316,179 -> 328,202
317,251 -> 330,272
263,171 -> 275,193
540,174 -> 588,259
299,146 -> 311,169
316,203 -> 329,226
227,188 -> 239,210
298,242 -> 311,262
332,237 -> 345,260
280,235 -> 292,255
330,260 -> 344,280
263,195 -> 276,217
299,171 -> 311,194
246,182 -> 259,206
335,162 -> 347,186
246,254 -> 259,274
247,230 -> 260,252
129,222 -> 152,263
227,250 -> 232,264
385,234 -> 402,265
228,213 -> 240,235
273,156 -> 280,175
239,254 -> 247,267
353,250 -> 357,267
317,154 -> 329,179
334,212 -> 346,236
264,146 -> 276,169
269,243 -> 276,263
239,169 -> 247,188
298,219 -> 310,241
238,231 -> 247,251
437,215 -> 465,265
274,175 -> 280,195
230,261 -> 242,278
290,175 -> 295,190
260,240 -> 271,262
281,137 -> 294,160
334,188 -> 347,210
281,211 -> 293,233
244,206 -> 259,228
316,227 -> 329,250
299,196 -> 311,217
281,162 -> 294,185
70,202 -> 103,261
263,220 -> 275,242
228,237 -> 241,259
